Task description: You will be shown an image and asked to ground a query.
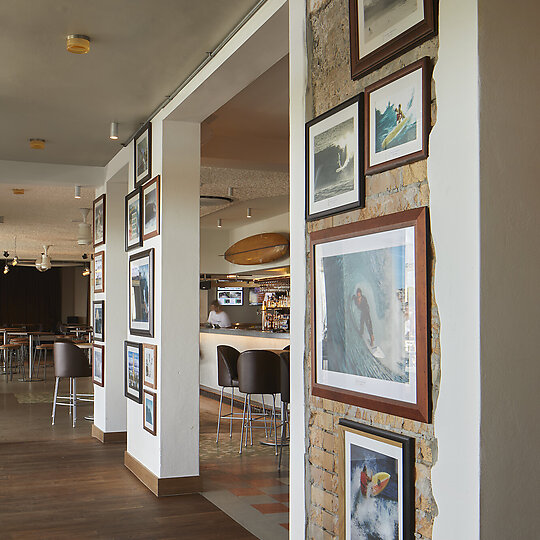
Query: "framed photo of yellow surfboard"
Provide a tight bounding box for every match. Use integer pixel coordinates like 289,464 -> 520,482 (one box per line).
337,419 -> 414,540
365,57 -> 430,175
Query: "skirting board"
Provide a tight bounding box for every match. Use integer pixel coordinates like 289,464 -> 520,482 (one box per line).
124,451 -> 202,497
92,424 -> 127,444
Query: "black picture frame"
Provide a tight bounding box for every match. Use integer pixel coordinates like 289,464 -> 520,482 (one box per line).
125,187 -> 143,251
338,418 -> 414,539
129,248 -> 154,338
124,340 -> 143,403
93,300 -> 104,342
92,344 -> 104,387
93,194 -> 106,248
349,0 -> 437,80
306,94 -> 365,221
134,122 -> 152,187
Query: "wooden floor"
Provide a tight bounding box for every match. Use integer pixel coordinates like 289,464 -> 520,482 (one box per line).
0,377 -> 282,539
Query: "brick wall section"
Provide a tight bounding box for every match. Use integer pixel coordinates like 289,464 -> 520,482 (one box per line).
306,1 -> 440,538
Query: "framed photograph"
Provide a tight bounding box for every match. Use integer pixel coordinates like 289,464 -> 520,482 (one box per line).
365,57 -> 430,175
129,249 -> 154,337
93,194 -> 106,247
93,251 -> 105,294
92,344 -> 104,387
310,207 -> 429,422
306,94 -> 364,221
349,0 -> 436,79
338,419 -> 414,539
124,341 -> 142,403
93,300 -> 104,342
142,175 -> 160,240
134,122 -> 152,187
125,187 -> 143,251
143,343 -> 157,390
143,389 -> 157,436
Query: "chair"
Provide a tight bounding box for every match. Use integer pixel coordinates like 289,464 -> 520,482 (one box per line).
0,343 -> 20,380
237,350 -> 281,454
278,351 -> 290,470
52,340 -> 92,427
216,345 -> 241,442
34,343 -> 54,379
282,344 -> 290,350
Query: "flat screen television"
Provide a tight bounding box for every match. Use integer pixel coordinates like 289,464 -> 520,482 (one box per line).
217,287 -> 243,306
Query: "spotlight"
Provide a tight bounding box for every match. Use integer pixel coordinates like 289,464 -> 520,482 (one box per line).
227,187 -> 234,197
110,122 -> 119,140
12,256 -> 18,266
3,265 -> 8,275
3,251 -> 8,258
247,207 -> 252,219
75,185 -> 81,199
217,219 -> 222,228
82,266 -> 90,277
66,34 -> 91,54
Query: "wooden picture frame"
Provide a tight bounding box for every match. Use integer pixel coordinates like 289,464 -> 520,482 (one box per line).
365,57 -> 431,175
124,340 -> 142,403
92,344 -> 104,387
134,122 -> 152,187
142,175 -> 160,240
93,300 -> 104,342
93,194 -> 106,247
143,343 -> 157,390
93,251 -> 105,294
143,389 -> 157,436
125,187 -> 143,251
310,207 -> 430,422
338,419 -> 414,539
306,94 -> 365,221
129,249 -> 154,337
349,0 -> 436,79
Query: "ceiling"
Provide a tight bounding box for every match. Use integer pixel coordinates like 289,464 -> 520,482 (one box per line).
0,184 -> 94,260
0,0 -> 261,166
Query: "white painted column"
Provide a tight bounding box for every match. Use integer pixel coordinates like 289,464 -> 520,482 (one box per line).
93,171 -> 128,436
289,1 -> 308,538
126,118 -> 200,482
429,1 -> 481,538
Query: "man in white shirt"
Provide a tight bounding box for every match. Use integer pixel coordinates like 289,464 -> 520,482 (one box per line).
207,300 -> 232,328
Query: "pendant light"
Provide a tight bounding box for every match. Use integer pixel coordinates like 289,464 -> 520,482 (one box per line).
110,122 -> 119,140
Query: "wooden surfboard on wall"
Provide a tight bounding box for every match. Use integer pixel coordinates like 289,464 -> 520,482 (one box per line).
224,233 -> 289,265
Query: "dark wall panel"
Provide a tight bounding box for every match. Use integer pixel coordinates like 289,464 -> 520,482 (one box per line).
0,267 -> 62,330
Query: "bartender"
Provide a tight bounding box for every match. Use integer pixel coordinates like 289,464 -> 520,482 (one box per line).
207,300 -> 232,328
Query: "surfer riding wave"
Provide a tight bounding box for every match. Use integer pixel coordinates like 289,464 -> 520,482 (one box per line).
353,288 -> 375,348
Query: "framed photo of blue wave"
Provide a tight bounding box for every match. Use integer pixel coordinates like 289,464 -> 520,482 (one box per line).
310,207 -> 429,422
365,58 -> 430,175
129,249 -> 154,337
124,341 -> 142,403
306,94 -> 364,221
337,419 -> 414,540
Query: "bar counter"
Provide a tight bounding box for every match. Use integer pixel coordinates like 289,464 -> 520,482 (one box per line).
199,327 -> 290,399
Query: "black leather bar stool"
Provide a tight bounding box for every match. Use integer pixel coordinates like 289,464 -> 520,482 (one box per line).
278,350 -> 290,470
52,340 -> 92,427
216,345 -> 242,442
237,350 -> 281,454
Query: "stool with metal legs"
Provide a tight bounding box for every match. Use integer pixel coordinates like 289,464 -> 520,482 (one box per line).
0,344 -> 19,380
52,340 -> 92,427
215,345 -> 243,442
237,350 -> 281,455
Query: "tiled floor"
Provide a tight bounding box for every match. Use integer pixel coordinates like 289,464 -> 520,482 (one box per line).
199,396 -> 290,540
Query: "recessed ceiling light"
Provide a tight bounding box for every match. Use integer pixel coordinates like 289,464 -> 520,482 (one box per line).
66,34 -> 91,54
29,139 -> 45,150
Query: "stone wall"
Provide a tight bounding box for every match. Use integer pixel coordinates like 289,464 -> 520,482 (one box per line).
306,1 -> 440,538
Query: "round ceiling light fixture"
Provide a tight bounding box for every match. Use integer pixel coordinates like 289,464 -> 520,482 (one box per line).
29,139 -> 45,150
200,195 -> 233,207
66,34 -> 91,54
110,122 -> 119,140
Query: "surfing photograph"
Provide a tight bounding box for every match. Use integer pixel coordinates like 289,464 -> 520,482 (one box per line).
94,198 -> 104,246
313,221 -> 420,407
307,98 -> 362,220
94,252 -> 104,292
143,344 -> 157,389
358,0 -> 423,58
143,390 -> 156,435
136,136 -> 148,178
366,60 -> 428,173
93,302 -> 103,341
128,196 -> 140,243
131,260 -> 150,324
93,347 -> 103,386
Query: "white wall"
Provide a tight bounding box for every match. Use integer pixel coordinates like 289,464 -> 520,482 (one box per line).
429,1 -> 481,538
61,266 -> 89,323
289,1 -> 307,538
478,1 -> 540,537
200,227 -> 232,274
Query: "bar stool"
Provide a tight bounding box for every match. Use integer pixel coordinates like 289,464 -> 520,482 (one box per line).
0,343 -> 20,380
34,343 -> 54,379
52,340 -> 92,427
237,350 -> 281,454
278,351 -> 290,470
216,345 -> 242,442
